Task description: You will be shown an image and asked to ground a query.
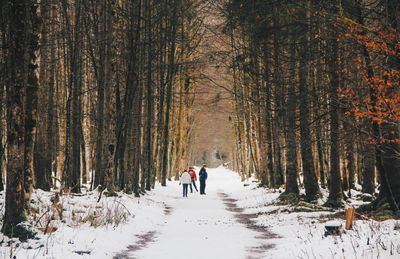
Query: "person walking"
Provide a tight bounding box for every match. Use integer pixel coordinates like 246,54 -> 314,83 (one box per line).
188,167 -> 198,193
199,165 -> 208,195
179,169 -> 192,197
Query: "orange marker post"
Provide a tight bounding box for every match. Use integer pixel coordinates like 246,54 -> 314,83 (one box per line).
345,207 -> 355,230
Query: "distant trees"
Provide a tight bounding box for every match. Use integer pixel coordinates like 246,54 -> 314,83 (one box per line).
224,0 -> 400,210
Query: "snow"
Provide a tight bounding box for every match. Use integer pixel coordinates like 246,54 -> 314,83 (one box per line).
131,167 -> 257,259
1,166 -> 400,259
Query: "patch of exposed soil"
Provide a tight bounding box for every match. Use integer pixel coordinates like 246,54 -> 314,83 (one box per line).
115,202 -> 172,258
114,231 -> 157,259
218,192 -> 279,259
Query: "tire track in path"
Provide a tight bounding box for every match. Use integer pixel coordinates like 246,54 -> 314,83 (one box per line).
218,192 -> 279,259
114,202 -> 173,259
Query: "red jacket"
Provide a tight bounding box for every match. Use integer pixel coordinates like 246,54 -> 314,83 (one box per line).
188,169 -> 197,181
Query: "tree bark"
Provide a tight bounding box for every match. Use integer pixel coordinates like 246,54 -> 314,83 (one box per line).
24,0 -> 39,208
35,0 -> 51,191
284,40 -> 299,196
263,46 -> 275,188
298,43 -> 319,201
0,6 -> 6,192
144,0 -> 153,191
161,1 -> 177,186
2,0 -> 38,235
326,20 -> 343,207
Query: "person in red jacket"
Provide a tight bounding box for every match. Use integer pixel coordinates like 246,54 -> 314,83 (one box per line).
188,167 -> 198,193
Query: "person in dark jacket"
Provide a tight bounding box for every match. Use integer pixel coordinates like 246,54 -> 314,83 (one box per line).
199,165 -> 208,195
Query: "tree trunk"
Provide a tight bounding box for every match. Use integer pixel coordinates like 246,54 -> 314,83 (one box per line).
263,46 -> 275,188
379,0 -> 400,211
70,1 -> 82,193
35,0 -> 51,191
45,7 -> 56,190
161,2 -> 177,186
361,145 -> 375,195
0,78 -> 3,191
0,7 -> 5,192
298,41 -> 319,201
2,0 -> 37,235
144,0 -> 153,191
93,61 -> 105,188
344,122 -> 355,190
284,40 -> 299,196
24,0 -> 39,209
326,22 -> 343,207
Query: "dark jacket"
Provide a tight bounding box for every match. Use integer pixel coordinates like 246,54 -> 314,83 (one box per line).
199,168 -> 208,181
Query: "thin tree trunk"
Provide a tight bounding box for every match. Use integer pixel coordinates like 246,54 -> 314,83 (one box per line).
161,2 -> 177,186
0,6 -> 5,192
145,0 -> 153,191
284,40 -> 299,196
24,0 -> 39,213
70,0 -> 82,193
263,46 -> 275,188
45,8 -> 56,190
35,0 -> 50,191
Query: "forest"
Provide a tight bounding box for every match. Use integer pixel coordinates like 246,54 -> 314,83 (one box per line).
0,0 -> 399,257
225,0 -> 400,210
0,0 -> 206,236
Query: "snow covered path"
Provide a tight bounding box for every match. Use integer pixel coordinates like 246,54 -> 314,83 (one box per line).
3,166 -> 400,259
117,167 -> 276,259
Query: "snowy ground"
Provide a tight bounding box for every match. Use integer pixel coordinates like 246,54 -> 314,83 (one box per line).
1,167 -> 400,258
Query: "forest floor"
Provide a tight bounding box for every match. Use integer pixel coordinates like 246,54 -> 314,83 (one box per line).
1,167 -> 400,259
